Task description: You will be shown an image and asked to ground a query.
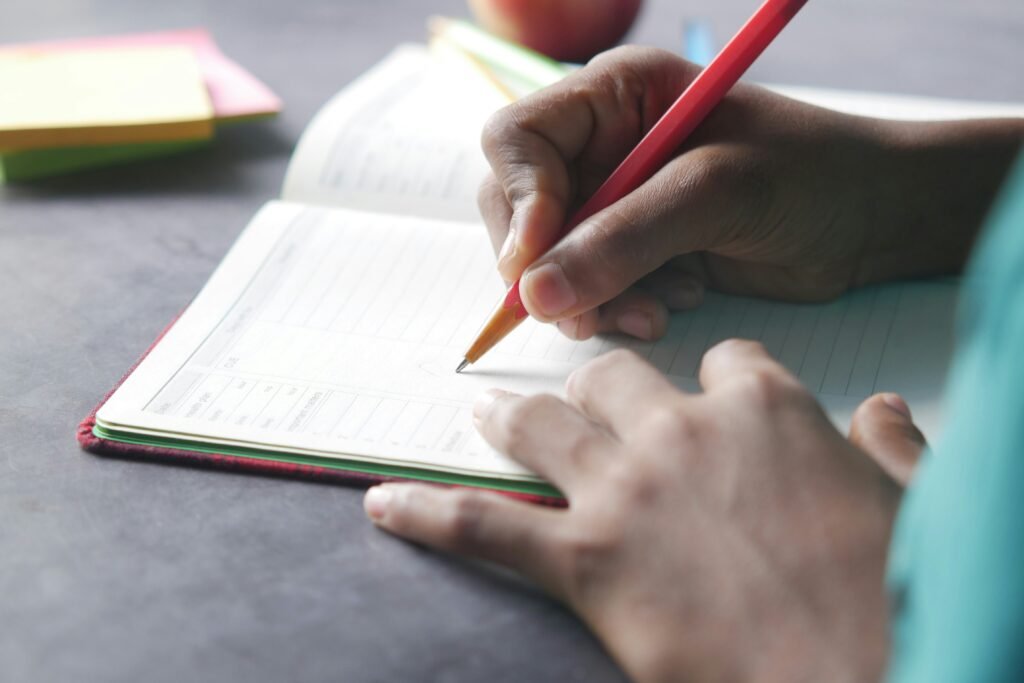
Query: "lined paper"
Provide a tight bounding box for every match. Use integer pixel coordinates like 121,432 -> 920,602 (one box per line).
99,202 -> 956,480
281,43 -> 508,223
769,84 -> 1024,122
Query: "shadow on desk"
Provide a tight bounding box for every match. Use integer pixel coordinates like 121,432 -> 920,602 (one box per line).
0,121 -> 295,199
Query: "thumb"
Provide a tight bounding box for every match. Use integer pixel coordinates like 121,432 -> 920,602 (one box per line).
519,145 -> 743,322
848,393 -> 927,487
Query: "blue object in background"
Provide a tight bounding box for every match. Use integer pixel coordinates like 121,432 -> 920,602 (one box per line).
683,19 -> 716,66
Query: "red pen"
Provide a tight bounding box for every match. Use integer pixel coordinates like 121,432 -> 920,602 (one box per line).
456,0 -> 810,372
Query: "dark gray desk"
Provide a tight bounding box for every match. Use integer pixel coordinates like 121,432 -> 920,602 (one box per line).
2,1 -> 1022,681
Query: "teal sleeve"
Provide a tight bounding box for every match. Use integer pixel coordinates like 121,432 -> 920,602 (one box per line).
886,154 -> 1024,682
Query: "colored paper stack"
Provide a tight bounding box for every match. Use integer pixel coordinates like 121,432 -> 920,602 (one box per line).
0,29 -> 281,182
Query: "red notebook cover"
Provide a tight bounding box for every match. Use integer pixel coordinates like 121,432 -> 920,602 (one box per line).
77,315 -> 561,506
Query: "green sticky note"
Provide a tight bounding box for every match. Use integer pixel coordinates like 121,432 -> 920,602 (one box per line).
0,138 -> 208,183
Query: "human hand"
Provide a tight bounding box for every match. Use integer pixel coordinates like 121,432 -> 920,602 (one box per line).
848,392 -> 927,487
479,46 -> 1018,341
363,343 -> 922,682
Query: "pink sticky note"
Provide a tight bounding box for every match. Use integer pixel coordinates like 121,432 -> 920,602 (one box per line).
1,28 -> 281,121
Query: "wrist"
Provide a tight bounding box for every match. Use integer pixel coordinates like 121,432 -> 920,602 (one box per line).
854,117 -> 1023,285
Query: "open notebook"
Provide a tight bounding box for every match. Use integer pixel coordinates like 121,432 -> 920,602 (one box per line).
84,40 -> 1016,497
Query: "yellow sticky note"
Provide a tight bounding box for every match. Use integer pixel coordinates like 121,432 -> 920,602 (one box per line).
0,45 -> 214,152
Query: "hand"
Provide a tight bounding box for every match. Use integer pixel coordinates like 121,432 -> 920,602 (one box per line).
363,343 -> 924,682
478,46 -> 1021,341
848,393 -> 927,487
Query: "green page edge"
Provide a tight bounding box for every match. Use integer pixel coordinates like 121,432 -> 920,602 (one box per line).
92,424 -> 562,498
71,43 -> 560,496
0,113 -> 277,183
441,19 -> 572,88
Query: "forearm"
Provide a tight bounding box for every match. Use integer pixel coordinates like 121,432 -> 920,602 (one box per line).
856,117 -> 1024,284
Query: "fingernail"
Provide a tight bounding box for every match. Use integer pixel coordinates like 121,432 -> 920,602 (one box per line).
364,486 -> 392,521
882,393 -> 912,419
522,262 -> 577,318
666,278 -> 704,310
497,226 -> 518,272
617,310 -> 653,340
557,316 -> 581,340
473,388 -> 508,421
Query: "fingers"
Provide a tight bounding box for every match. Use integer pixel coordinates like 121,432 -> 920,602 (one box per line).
473,389 -> 615,489
697,339 -> 797,395
518,144 -> 753,322
478,173 -> 514,260
480,46 -> 698,284
364,483 -> 568,596
555,287 -> 669,342
480,88 -> 590,283
639,265 -> 705,312
481,174 -> 670,343
481,175 -> 671,343
848,393 -> 927,487
565,349 -> 683,439
599,290 -> 669,340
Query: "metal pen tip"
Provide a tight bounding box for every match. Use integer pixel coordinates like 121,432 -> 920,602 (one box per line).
455,359 -> 469,374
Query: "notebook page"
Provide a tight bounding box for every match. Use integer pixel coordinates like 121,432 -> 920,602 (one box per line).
767,85 -> 1024,121
98,202 -> 955,480
281,43 -> 508,223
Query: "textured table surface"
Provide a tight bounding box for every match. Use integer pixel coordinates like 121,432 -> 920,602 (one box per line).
2,1 -> 1022,681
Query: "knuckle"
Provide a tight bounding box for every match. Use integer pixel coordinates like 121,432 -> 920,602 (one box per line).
850,395 -> 879,427
480,106 -> 540,181
496,414 -> 531,454
513,393 -> 560,421
565,359 -> 595,397
739,369 -> 783,404
584,46 -> 668,100
586,45 -> 679,75
496,394 -> 559,450
557,314 -> 590,342
736,368 -> 806,410
642,402 -> 695,444
476,173 -> 501,210
608,460 -> 662,505
674,147 -> 732,195
562,429 -> 604,468
601,347 -> 644,367
585,43 -> 639,68
564,368 -> 588,404
444,490 -> 487,549
568,349 -> 640,397
735,155 -> 773,203
704,338 -> 764,366
480,105 -> 517,156
559,522 -> 622,597
576,206 -> 658,276
675,148 -> 772,213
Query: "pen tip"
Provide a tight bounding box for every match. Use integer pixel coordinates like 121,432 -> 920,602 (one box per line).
455,359 -> 469,374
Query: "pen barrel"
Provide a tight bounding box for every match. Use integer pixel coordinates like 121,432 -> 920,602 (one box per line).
464,281 -> 529,363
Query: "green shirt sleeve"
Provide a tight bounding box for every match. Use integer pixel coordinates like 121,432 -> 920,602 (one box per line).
886,153 -> 1024,682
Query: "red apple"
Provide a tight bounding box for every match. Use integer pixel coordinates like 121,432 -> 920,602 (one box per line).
468,0 -> 644,63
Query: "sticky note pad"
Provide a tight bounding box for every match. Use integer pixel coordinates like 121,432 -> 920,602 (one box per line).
0,46 -> 214,152
1,29 -> 282,122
